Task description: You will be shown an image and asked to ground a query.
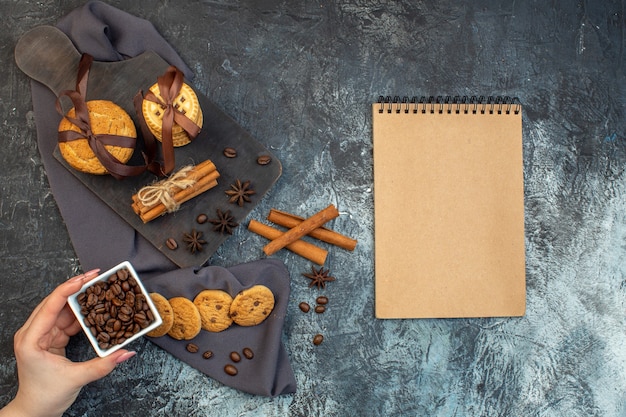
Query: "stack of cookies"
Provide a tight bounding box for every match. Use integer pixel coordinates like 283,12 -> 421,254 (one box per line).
147,285 -> 275,340
58,100 -> 136,175
141,81 -> 203,147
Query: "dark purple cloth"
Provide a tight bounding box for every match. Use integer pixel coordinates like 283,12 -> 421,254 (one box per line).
27,0 -> 295,396
57,1 -> 194,72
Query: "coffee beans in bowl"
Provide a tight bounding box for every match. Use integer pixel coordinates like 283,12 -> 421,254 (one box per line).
68,261 -> 162,357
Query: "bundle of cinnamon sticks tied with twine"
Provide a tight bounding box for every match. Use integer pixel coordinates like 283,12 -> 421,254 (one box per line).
131,159 -> 220,223
248,204 -> 357,265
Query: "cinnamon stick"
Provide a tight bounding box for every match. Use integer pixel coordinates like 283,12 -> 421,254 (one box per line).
263,204 -> 339,256
140,179 -> 218,223
132,161 -> 218,211
182,159 -> 216,180
248,220 -> 327,265
267,208 -> 357,251
136,170 -> 219,215
131,159 -> 220,223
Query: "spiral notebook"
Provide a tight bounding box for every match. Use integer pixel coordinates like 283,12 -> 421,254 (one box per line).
372,96 -> 526,319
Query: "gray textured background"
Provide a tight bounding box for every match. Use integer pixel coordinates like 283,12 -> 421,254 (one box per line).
1,1 -> 626,416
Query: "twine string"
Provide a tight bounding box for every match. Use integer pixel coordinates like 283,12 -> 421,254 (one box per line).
136,165 -> 197,212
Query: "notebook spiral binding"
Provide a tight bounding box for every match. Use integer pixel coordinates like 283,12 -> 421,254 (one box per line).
377,95 -> 521,115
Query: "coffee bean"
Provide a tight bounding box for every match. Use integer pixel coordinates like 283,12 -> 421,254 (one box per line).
97,332 -> 110,343
230,351 -> 241,362
202,350 -> 214,359
196,213 -> 208,224
135,293 -> 145,307
186,343 -> 199,353
299,302 -> 310,313
313,334 -> 324,345
166,238 -> 178,250
315,305 -> 326,314
117,268 -> 129,280
242,347 -> 254,360
104,319 -> 115,332
224,364 -> 238,376
316,296 -> 329,305
87,293 -> 97,306
126,292 -> 136,307
117,312 -> 130,323
119,305 -> 133,317
256,155 -> 271,165
223,147 -> 237,158
134,312 -> 150,328
95,314 -> 106,327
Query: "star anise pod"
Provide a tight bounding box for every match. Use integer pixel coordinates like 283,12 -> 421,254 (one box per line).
225,179 -> 256,206
182,229 -> 206,253
302,266 -> 335,289
208,209 -> 239,235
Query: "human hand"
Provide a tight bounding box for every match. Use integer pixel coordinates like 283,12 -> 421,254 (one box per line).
0,269 -> 136,417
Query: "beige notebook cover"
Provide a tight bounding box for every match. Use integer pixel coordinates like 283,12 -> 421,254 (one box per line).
372,97 -> 526,318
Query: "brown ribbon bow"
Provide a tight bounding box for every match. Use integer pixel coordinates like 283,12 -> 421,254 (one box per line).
56,54 -> 153,180
138,66 -> 201,175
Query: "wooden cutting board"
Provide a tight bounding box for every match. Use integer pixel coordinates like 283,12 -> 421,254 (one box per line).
16,26 -> 282,268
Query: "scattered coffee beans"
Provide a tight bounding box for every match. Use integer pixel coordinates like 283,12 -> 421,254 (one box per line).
76,268 -> 154,351
256,155 -> 271,165
242,347 -> 254,360
186,343 -> 199,353
223,147 -> 237,158
315,305 -> 326,314
202,350 -> 214,360
230,351 -> 241,362
316,296 -> 328,305
299,302 -> 311,313
196,214 -> 208,224
313,334 -> 324,346
165,238 -> 178,250
224,364 -> 238,376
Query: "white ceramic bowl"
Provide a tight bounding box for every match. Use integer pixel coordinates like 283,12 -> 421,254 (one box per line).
68,261 -> 162,357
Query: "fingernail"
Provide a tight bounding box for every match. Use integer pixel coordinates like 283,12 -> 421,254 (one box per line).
115,351 -> 136,364
68,273 -> 86,283
84,268 -> 100,277
68,269 -> 100,283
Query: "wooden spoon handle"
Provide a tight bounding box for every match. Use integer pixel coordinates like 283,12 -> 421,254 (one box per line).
15,26 -> 82,98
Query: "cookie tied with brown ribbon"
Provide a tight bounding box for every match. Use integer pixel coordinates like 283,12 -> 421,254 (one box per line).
56,53 -> 157,179
140,66 -> 203,175
58,98 -> 137,176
